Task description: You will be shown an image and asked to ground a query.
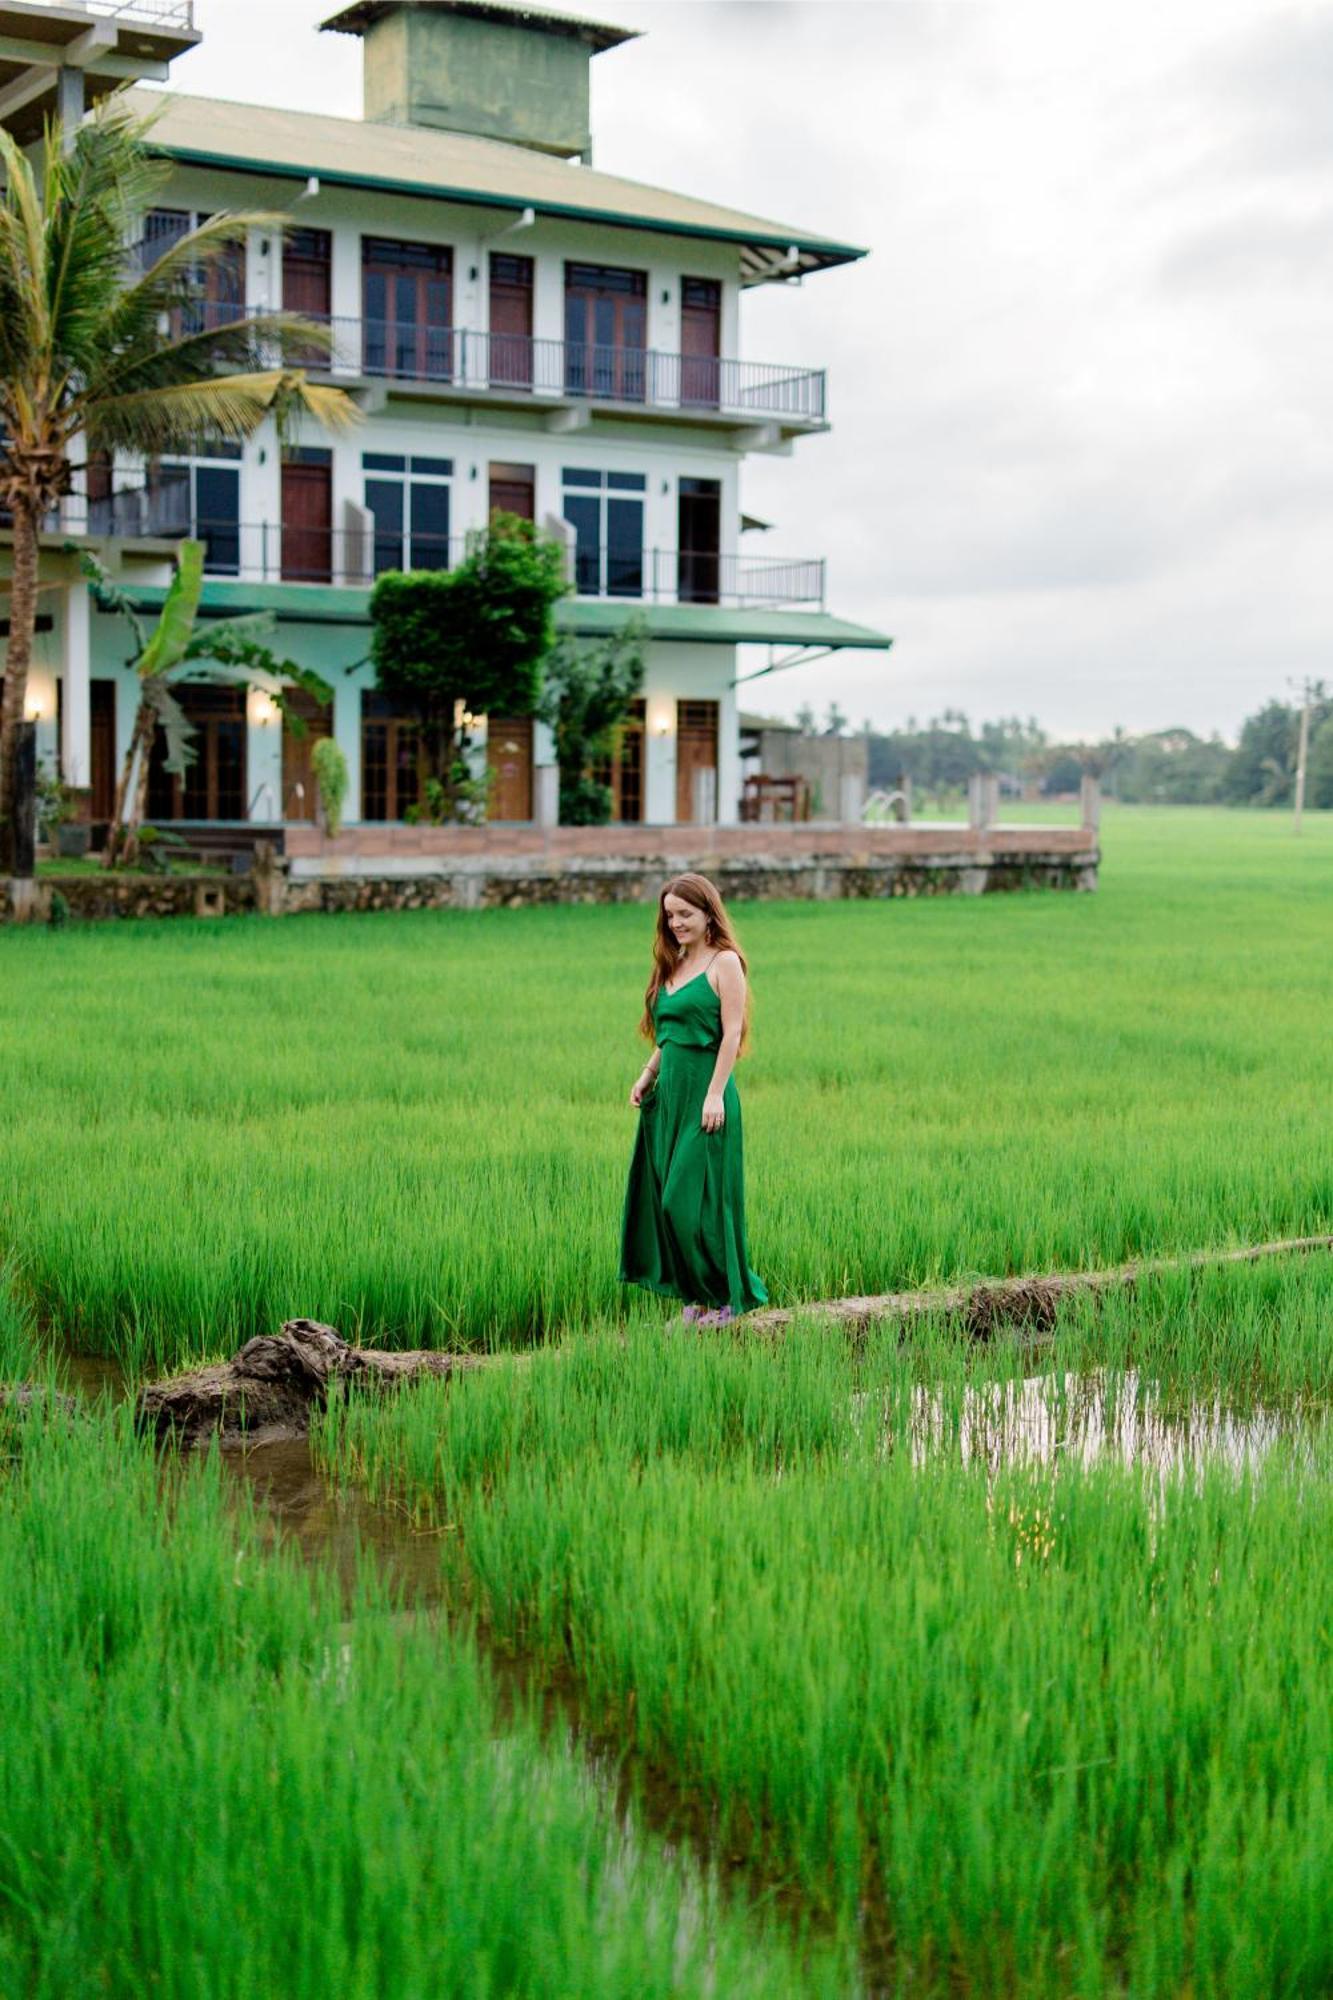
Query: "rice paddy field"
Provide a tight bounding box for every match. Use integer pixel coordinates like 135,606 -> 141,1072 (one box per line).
2,805 -> 1331,1995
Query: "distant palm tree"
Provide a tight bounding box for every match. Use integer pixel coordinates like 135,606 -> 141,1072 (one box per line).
0,100 -> 359,872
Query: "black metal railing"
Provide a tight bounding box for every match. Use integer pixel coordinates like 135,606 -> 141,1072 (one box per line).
76,497 -> 826,605
311,319 -> 826,421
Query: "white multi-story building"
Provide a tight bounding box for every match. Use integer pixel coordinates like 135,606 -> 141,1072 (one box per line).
7,0 -> 889,838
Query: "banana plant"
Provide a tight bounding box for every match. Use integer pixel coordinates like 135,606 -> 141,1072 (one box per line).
80,541 -> 332,868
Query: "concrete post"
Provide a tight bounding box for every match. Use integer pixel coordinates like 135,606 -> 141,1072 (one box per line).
967,772 -> 985,830
534,763 -> 559,827
839,772 -> 866,823
61,580 -> 92,793
1080,772 -> 1102,834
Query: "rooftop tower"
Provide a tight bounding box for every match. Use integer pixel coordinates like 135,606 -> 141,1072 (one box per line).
320,0 -> 637,161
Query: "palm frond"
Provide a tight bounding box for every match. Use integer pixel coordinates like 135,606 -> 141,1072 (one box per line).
87,369 -> 361,455
0,131 -> 50,376
89,310 -> 341,401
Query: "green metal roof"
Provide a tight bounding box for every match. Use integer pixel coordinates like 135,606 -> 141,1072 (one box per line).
125,88 -> 866,283
121,577 -> 892,650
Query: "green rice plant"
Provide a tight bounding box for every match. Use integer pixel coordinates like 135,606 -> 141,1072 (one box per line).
0,1403 -> 853,1998
325,1320 -> 1333,1996
0,808 -> 1331,1370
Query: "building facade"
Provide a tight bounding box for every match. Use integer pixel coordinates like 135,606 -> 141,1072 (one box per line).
6,0 -> 890,838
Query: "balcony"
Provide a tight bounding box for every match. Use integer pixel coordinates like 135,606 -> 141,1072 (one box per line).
80,492 -> 824,606
320,321 -> 827,426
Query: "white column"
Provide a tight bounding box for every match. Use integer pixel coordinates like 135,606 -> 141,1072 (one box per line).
533,716 -> 558,827
336,679 -> 363,822
716,674 -> 740,826
245,688 -> 283,823
60,579 -> 92,790
643,691 -> 677,823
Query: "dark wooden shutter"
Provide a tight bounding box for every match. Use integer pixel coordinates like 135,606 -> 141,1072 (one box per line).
680,278 -> 721,407
489,253 -> 533,386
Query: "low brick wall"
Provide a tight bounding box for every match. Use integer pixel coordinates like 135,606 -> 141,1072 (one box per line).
5,827 -> 1098,923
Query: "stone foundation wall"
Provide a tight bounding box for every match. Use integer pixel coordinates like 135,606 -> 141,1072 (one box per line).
5,838 -> 1098,924
3,874 -> 256,924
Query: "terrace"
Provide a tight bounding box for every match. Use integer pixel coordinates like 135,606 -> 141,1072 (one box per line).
138,301 -> 828,431
78,486 -> 828,608
0,1 -> 200,143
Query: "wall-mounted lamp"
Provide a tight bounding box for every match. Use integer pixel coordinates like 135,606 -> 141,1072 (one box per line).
470,464 -> 478,479
258,447 -> 267,465
647,696 -> 675,739
24,684 -> 54,723
247,688 -> 281,728
661,478 -> 670,494
661,287 -> 670,305
260,239 -> 270,257
468,265 -> 479,283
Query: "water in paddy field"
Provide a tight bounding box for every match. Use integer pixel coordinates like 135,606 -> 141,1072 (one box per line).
861,1367 -> 1326,1478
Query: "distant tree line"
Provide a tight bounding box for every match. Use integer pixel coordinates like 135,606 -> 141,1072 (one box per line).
786,690 -> 1333,806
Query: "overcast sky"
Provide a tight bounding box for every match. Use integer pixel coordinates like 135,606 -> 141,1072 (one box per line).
157,0 -> 1331,741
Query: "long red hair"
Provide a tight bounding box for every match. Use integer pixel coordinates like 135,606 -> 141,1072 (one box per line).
639,872 -> 751,1052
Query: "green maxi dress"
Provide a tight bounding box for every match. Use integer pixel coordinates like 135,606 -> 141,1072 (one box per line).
619,971 -> 768,1314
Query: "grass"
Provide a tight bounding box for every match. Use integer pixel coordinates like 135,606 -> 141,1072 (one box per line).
3,805 -> 1331,1994
323,1292 -> 1332,1996
0,1399 -> 850,1998
1,806 -> 1331,1372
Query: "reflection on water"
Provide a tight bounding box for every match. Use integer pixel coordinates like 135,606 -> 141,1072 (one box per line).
874,1369 -> 1323,1477
215,1436 -> 452,1611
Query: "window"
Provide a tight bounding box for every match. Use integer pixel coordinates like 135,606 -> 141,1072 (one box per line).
139,208 -> 244,335
150,448 -> 242,575
363,452 -> 453,574
362,239 -> 453,381
361,690 -> 420,822
561,468 -> 645,597
564,264 -> 647,401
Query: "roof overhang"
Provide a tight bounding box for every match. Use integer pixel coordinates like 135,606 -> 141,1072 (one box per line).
320,1 -> 636,56
127,88 -> 867,286
114,578 -> 893,652
0,2 -> 199,144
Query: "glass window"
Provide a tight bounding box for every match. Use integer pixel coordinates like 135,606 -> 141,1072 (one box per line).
195,464 -> 241,577
410,481 -> 450,570
561,469 -> 645,598
365,478 -> 405,577
364,463 -> 451,574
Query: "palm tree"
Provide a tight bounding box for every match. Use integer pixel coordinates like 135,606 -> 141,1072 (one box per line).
0,99 -> 359,872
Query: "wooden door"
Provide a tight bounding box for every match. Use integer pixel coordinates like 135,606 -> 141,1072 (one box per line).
90,678 -> 116,821
590,697 -> 645,822
486,716 -> 533,820
283,228 -> 332,364
675,698 -> 719,823
362,238 -> 452,381
488,461 -> 536,523
564,263 -> 647,402
281,685 -> 333,821
489,252 -> 533,386
147,684 -> 247,822
281,455 -> 332,582
680,277 -> 721,407
361,690 -> 419,822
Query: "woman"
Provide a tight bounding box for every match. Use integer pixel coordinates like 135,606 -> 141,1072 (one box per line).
620,873 -> 768,1324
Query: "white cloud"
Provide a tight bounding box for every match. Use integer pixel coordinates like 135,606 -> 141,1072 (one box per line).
162,0 -> 1330,739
